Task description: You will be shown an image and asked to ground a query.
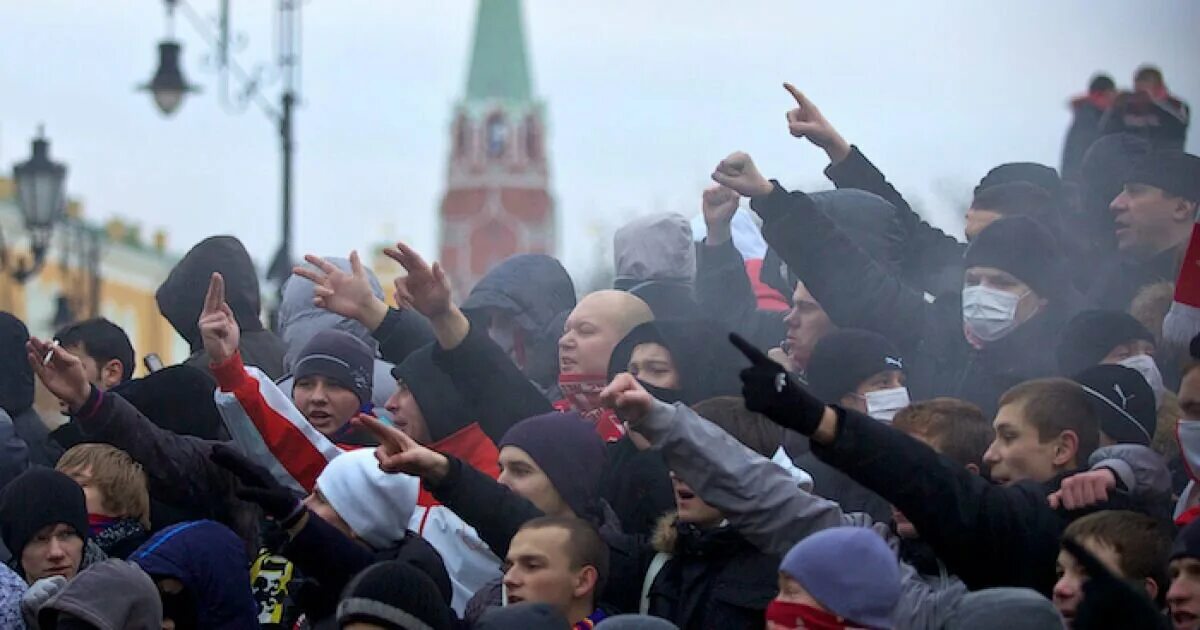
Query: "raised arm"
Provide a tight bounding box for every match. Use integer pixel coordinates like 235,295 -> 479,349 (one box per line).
712,152 -> 933,349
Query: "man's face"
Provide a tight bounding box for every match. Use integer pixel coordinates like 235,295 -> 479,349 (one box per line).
964,208 -> 1003,242
983,402 -> 1064,485
293,375 -> 360,436
1053,537 -> 1126,628
62,344 -> 124,391
840,369 -> 906,415
503,526 -> 589,614
21,523 -> 83,583
486,309 -> 525,370
1181,367 -> 1200,423
559,299 -> 627,376
1111,183 -> 1192,256
384,382 -> 432,445
498,447 -> 570,517
783,281 -> 836,371
671,473 -> 723,528
1101,339 -> 1157,364
60,466 -> 114,518
1170,557 -> 1200,630
964,267 -> 1045,327
628,343 -> 680,391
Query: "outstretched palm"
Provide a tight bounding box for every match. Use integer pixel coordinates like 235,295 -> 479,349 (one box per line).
292,251 -> 385,327
383,242 -> 453,320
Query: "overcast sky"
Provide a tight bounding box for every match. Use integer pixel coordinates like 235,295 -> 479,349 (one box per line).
3,1 -> 1197,286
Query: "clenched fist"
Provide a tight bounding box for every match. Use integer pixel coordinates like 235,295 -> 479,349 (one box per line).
702,185 -> 740,245
711,152 -> 774,198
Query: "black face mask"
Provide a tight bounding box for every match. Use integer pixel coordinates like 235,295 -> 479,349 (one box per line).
160,587 -> 199,630
637,379 -> 683,404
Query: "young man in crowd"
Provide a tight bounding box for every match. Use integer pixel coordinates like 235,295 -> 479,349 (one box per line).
1052,509 -> 1171,627
54,318 -> 135,393
502,516 -> 610,629
55,443 -> 151,559
1169,517 -> 1200,630
0,468 -> 92,584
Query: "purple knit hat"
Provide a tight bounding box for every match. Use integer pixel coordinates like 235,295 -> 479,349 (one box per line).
499,411 -> 608,516
780,527 -> 900,629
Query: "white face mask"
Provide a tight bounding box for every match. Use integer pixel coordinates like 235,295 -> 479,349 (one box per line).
962,285 -> 1027,343
1118,354 -> 1165,407
862,387 -> 911,422
1179,420 -> 1200,482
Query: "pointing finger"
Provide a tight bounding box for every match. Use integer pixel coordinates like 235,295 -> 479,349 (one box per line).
783,82 -> 814,111
729,333 -> 775,367
203,273 -> 225,314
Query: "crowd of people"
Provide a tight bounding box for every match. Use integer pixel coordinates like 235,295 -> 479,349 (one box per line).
0,66 -> 1194,629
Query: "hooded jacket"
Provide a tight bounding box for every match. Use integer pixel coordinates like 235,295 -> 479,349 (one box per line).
749,183 -> 1083,417
38,559 -> 162,630
460,254 -> 576,392
277,257 -> 399,420
155,236 -> 287,380
213,351 -> 501,614
612,213 -> 702,321
645,514 -> 778,630
131,520 -> 258,629
0,312 -> 59,468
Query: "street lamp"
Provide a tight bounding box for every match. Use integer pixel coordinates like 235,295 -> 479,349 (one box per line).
2,127 -> 68,283
140,40 -> 200,116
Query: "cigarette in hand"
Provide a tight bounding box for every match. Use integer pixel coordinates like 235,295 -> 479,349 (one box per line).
42,339 -> 60,366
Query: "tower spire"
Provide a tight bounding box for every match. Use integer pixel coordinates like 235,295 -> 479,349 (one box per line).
465,0 -> 532,103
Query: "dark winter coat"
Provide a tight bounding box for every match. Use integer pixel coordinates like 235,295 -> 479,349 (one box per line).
370,306 -> 437,367
695,238 -> 787,353
131,520 -> 259,629
92,517 -> 150,560
749,183 -> 1082,417
646,514 -> 778,630
156,235 -> 287,380
812,407 -> 1138,595
1101,90 -> 1190,151
460,253 -> 577,392
429,456 -> 651,616
1062,97 -> 1111,182
70,386 -> 260,553
0,312 -> 62,467
279,510 -> 451,628
1087,243 -> 1183,312
823,145 -> 964,297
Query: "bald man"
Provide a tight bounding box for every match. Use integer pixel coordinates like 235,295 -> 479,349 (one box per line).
559,290 -> 655,377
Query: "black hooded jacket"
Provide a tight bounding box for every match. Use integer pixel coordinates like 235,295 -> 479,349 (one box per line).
391,344 -> 480,444
460,254 -> 576,392
156,236 -> 287,380
0,312 -> 59,467
748,183 -> 1083,417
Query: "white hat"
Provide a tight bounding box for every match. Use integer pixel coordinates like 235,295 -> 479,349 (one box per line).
316,449 -> 419,550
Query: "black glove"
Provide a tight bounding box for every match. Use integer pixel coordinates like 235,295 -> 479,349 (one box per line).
210,444 -> 304,526
729,333 -> 827,436
1061,538 -> 1166,630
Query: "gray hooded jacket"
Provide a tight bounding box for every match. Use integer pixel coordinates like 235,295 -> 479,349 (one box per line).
37,559 -> 162,630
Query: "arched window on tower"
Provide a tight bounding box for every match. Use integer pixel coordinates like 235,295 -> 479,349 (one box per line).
486,113 -> 508,159
525,115 -> 542,162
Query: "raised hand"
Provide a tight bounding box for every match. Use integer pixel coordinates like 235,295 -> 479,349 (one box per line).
26,337 -> 91,412
354,414 -> 451,482
198,272 -> 240,365
711,152 -> 774,198
383,243 -> 453,320
730,333 -> 827,437
702,185 -> 740,245
783,83 -> 851,163
600,373 -> 655,426
292,251 -> 389,331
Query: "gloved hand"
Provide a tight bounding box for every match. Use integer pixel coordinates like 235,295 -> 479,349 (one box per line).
22,575 -> 67,628
730,333 -> 827,436
210,444 -> 304,527
1061,538 -> 1165,630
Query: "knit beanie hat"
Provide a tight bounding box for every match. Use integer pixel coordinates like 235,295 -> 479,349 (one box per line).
499,412 -> 608,517
1173,518 -> 1200,561
944,587 -> 1063,630
0,468 -> 88,561
1056,310 -> 1156,376
1081,134 -> 1152,204
1124,150 -> 1200,203
293,329 -> 374,407
1073,364 -> 1157,445
336,560 -> 455,630
597,614 -> 680,628
963,216 -> 1062,297
806,329 -> 904,404
779,527 -> 900,629
316,449 -> 419,550
476,602 -> 568,630
976,162 -> 1062,201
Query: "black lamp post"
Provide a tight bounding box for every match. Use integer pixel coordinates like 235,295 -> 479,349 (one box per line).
140,40 -> 200,116
3,127 -> 68,283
